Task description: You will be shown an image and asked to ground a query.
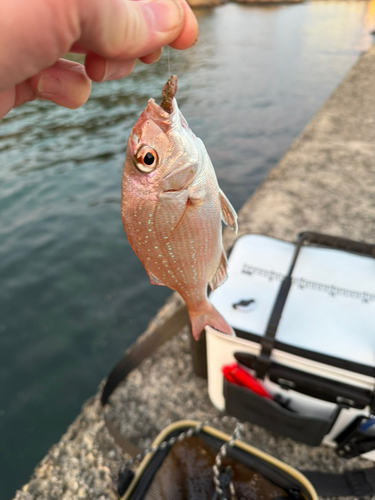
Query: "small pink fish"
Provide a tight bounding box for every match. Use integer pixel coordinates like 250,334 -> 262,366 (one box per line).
121,76 -> 237,340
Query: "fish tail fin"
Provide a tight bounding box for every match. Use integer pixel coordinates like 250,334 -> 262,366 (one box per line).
189,303 -> 233,341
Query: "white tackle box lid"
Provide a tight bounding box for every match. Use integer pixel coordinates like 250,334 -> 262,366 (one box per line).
210,234 -> 375,376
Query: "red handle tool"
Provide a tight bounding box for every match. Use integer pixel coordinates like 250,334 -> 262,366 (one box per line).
222,363 -> 273,399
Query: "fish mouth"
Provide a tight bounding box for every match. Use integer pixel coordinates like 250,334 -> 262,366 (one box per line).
143,75 -> 179,123
147,98 -> 177,118
129,76 -> 180,154
140,96 -> 180,137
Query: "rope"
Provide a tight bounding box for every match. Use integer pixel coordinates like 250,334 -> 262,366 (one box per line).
118,416 -> 242,499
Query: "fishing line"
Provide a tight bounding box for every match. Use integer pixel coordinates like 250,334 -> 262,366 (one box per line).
167,45 -> 171,78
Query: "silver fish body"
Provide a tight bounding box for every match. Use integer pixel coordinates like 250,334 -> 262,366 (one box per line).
121,82 -> 237,339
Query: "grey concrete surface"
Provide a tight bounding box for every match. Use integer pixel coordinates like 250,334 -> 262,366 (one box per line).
13,43 -> 375,500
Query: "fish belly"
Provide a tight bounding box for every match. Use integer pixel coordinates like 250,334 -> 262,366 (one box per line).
122,185 -> 222,311
156,198 -> 222,309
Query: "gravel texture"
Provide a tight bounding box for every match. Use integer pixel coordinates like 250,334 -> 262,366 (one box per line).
106,327 -> 372,473
13,396 -> 123,500
13,44 -> 375,500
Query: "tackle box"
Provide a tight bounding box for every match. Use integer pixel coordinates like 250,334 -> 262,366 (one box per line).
202,231 -> 375,459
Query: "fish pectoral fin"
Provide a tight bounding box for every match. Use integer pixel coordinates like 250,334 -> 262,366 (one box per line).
219,189 -> 238,232
147,270 -> 166,287
209,250 -> 228,291
156,189 -> 190,241
165,187 -> 204,240
188,186 -> 205,207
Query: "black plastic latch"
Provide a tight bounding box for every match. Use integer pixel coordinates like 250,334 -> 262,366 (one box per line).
255,352 -> 271,380
335,415 -> 375,458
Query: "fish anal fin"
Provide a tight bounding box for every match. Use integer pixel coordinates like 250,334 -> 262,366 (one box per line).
219,189 -> 238,232
147,271 -> 165,287
209,250 -> 228,291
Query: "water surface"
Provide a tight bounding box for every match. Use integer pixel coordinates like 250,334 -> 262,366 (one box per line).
1,2 -> 374,497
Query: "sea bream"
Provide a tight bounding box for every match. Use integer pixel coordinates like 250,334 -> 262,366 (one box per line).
121,75 -> 237,340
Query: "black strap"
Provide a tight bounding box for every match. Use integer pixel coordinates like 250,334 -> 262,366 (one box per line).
302,467 -> 375,497
101,304 -> 188,405
299,231 -> 375,257
255,276 -> 292,379
255,234 -> 304,379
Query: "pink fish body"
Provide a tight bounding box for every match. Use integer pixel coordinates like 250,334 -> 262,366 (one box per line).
121,77 -> 237,340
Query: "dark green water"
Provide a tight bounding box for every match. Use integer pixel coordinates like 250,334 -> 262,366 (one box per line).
1,2 -> 374,497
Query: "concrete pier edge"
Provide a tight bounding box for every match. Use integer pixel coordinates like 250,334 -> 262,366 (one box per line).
14,43 -> 375,500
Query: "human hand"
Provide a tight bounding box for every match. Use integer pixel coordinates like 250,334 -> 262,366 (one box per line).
0,0 -> 198,119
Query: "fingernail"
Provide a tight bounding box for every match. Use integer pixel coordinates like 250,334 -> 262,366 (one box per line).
152,48 -> 163,63
144,0 -> 182,33
141,48 -> 163,65
38,75 -> 62,95
102,60 -> 110,82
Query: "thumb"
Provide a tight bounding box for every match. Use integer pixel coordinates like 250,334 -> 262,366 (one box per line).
79,0 -> 185,61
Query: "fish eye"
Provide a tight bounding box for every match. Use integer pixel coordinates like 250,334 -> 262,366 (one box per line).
135,145 -> 158,173
144,152 -> 155,165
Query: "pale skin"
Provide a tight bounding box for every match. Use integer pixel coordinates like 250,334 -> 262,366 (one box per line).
0,0 -> 198,119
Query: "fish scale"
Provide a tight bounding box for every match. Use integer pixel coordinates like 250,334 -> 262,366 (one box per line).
121,76 -> 237,340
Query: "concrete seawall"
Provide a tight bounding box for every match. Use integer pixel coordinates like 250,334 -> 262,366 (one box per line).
14,44 -> 375,499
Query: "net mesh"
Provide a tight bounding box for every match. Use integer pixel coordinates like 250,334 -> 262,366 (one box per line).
143,436 -> 288,500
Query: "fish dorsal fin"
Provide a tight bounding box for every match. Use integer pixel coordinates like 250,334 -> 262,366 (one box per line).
147,270 -> 166,287
209,250 -> 228,291
219,189 -> 238,232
